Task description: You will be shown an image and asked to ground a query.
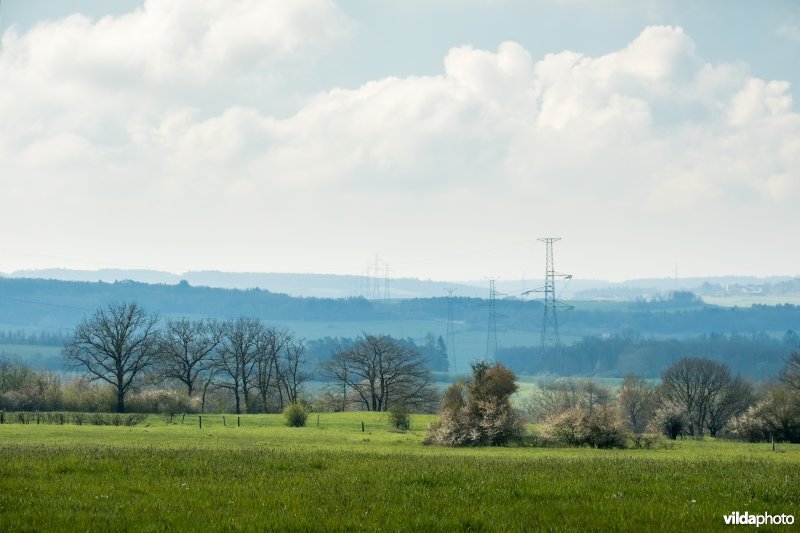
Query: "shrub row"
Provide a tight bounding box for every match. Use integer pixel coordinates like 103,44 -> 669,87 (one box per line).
0,411 -> 146,426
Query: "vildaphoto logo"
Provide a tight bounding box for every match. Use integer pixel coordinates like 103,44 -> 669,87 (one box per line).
723,512 -> 795,527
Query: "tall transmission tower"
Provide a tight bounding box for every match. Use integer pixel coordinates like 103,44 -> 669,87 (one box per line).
383,264 -> 391,304
445,288 -> 457,372
525,238 -> 572,364
486,279 -> 498,361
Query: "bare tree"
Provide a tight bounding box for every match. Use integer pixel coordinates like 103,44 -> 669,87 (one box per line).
64,302 -> 159,413
156,318 -> 223,398
278,337 -> 310,406
321,334 -> 437,412
579,380 -> 612,416
524,378 -> 609,422
252,327 -> 290,412
659,357 -> 751,437
216,317 -> 262,414
618,374 -> 655,433
706,376 -> 753,437
781,351 -> 800,392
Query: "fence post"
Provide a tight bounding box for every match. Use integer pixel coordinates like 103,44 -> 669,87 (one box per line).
317,414 -> 320,427
0,409 -> 4,424
223,416 -> 226,427
237,416 -> 240,428
361,421 -> 365,432
182,413 -> 186,425
199,415 -> 202,429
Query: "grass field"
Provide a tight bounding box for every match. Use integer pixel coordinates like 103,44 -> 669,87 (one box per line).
1,412 -> 799,531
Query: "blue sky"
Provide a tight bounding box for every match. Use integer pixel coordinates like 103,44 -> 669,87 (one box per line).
0,1 -> 798,281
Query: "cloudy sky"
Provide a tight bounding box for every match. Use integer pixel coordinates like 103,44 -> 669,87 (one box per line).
1,0 -> 798,282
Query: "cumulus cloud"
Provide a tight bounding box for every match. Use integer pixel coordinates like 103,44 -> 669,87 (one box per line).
0,11 -> 797,279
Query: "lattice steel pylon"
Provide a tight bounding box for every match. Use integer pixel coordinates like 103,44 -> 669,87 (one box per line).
525,238 -> 572,364
486,279 -> 498,361
445,288 -> 457,373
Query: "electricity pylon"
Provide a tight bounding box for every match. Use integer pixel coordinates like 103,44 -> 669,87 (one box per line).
445,288 -> 457,372
486,279 -> 498,361
524,238 -> 572,365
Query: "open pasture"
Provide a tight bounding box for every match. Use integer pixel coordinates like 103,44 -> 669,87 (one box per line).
1,412 -> 798,531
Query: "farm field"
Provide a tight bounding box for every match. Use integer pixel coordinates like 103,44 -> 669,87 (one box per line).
1,413 -> 798,531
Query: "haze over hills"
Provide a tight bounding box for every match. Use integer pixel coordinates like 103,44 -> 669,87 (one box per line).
3,268 -> 799,302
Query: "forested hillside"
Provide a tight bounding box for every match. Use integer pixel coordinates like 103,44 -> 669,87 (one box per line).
1,277 -> 798,377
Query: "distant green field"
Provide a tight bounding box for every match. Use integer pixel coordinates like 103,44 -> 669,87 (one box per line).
1,413 -> 798,531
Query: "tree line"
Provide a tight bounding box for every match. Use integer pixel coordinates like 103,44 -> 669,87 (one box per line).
498,330 -> 799,378
61,302 -> 313,413
522,353 -> 800,444
6,277 -> 800,343
1,302 -> 441,415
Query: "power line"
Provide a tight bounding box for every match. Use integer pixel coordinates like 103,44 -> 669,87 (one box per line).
0,295 -> 91,311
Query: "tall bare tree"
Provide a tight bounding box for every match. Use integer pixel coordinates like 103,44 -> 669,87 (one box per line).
216,317 -> 262,414
156,318 -> 223,398
321,334 -> 437,412
64,302 -> 159,413
278,337 -> 310,406
618,374 -> 655,433
659,357 -> 751,436
252,327 -> 290,412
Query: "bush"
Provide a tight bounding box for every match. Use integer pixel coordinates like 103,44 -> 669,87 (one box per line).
630,433 -> 663,449
726,388 -> 800,443
283,403 -> 308,427
425,363 -> 525,447
0,411 -> 145,426
424,398 -> 524,446
388,404 -> 411,431
650,402 -> 687,440
545,406 -> 628,449
61,378 -> 115,412
583,406 -> 627,449
89,413 -> 146,426
126,389 -> 200,415
547,407 -> 586,447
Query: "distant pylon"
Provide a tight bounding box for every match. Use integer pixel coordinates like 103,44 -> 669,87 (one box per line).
445,288 -> 457,372
384,264 -> 391,304
540,238 -> 572,363
525,238 -> 572,365
486,279 -> 498,361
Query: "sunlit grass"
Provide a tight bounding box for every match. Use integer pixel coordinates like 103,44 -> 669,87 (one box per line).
1,413 -> 799,531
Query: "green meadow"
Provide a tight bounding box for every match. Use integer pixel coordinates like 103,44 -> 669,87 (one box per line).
1,413 -> 799,531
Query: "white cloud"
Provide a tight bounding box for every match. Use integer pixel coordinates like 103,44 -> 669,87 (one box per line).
777,23 -> 800,44
0,14 -> 798,279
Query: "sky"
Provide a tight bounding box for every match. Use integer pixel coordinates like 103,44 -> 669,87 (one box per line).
0,0 -> 798,282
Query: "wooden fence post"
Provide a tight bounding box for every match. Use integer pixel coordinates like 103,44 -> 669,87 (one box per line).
237,416 -> 240,427
361,421 -> 365,432
199,415 -> 202,429
223,416 -> 226,427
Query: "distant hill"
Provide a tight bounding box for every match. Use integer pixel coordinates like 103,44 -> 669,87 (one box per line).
1,277 -> 799,377
7,268 -> 799,302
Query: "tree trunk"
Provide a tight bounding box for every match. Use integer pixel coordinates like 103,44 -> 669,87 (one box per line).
233,385 -> 241,414
116,388 -> 126,413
